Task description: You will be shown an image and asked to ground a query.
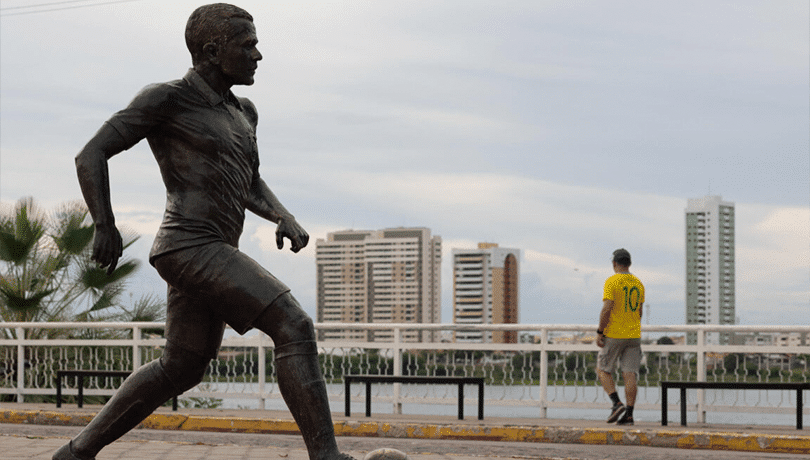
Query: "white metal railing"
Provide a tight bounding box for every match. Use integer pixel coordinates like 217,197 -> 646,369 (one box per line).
1,322 -> 808,424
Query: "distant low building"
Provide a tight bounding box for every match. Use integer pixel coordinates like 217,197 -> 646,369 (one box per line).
732,332 -> 809,347
550,334 -> 598,345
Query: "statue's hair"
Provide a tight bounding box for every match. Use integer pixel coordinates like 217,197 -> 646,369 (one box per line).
186,3 -> 253,64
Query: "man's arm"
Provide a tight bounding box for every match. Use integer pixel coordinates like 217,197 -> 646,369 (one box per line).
246,177 -> 309,253
75,123 -> 132,274
596,299 -> 614,347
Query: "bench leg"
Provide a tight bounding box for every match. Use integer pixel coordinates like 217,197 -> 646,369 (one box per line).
344,380 -> 350,417
365,382 -> 372,417
478,383 -> 484,420
56,374 -> 63,408
78,375 -> 84,409
458,383 -> 464,420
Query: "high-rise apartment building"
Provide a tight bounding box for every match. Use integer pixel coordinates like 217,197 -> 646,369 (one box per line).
315,228 -> 442,342
452,243 -> 519,343
685,195 -> 735,344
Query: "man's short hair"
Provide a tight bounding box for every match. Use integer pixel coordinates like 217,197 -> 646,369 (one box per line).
612,248 -> 631,266
186,3 -> 254,65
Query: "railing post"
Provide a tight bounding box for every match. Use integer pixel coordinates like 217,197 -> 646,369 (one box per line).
132,325 -> 142,371
16,327 -> 25,403
258,333 -> 267,410
696,327 -> 706,423
393,327 -> 402,415
539,328 -> 548,418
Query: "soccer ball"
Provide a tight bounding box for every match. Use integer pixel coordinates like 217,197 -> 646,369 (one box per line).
363,448 -> 410,460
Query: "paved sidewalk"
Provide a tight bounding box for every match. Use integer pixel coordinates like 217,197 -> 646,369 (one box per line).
2,432 -> 495,460
2,424 -> 805,460
1,403 -> 808,457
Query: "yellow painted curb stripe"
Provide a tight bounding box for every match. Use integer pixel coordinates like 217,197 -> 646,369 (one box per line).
0,409 -> 94,426
180,416 -> 302,434
2,409 -> 809,454
139,413 -> 188,430
674,431 -> 810,454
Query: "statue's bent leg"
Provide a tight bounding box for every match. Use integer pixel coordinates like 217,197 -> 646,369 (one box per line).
54,344 -> 209,460
257,293 -> 355,460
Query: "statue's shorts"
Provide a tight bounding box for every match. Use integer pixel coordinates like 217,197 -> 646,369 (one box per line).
152,242 -> 290,358
597,337 -> 641,374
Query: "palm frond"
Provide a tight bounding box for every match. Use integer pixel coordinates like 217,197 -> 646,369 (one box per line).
80,260 -> 139,290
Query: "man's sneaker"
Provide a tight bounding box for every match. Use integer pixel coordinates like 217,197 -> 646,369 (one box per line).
606,402 -> 625,423
616,413 -> 634,425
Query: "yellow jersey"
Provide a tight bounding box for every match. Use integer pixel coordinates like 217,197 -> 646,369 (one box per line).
603,273 -> 644,339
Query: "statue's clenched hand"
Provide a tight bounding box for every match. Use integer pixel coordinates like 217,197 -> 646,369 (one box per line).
275,217 -> 309,253
92,223 -> 123,274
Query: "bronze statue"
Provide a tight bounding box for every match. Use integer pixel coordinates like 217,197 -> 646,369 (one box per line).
55,4 -> 357,460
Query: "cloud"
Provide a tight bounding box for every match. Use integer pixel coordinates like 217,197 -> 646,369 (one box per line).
735,205 -> 810,324
116,206 -> 163,237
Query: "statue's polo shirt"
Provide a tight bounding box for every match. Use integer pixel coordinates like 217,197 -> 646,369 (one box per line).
105,69 -> 260,263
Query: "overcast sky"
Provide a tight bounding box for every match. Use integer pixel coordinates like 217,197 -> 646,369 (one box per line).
1,0 -> 808,328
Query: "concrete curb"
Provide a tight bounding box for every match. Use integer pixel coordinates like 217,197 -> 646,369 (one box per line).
2,408 -> 808,455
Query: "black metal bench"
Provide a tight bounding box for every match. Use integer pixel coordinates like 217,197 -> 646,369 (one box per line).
56,370 -> 178,411
661,380 -> 810,429
344,374 -> 484,420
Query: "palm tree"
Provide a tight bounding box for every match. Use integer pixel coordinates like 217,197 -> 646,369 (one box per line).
0,197 -> 160,339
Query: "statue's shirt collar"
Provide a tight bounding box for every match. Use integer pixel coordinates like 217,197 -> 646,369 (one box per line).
184,69 -> 242,109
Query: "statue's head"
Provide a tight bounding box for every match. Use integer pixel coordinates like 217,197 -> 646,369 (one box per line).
186,4 -> 261,86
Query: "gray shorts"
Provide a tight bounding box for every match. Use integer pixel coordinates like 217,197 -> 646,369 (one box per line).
597,337 -> 641,374
153,243 -> 290,358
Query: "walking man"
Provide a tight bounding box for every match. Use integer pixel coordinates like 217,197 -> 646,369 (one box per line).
55,4 -> 356,460
596,248 -> 644,426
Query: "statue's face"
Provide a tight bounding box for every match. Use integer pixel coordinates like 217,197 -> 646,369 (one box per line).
217,18 -> 262,86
